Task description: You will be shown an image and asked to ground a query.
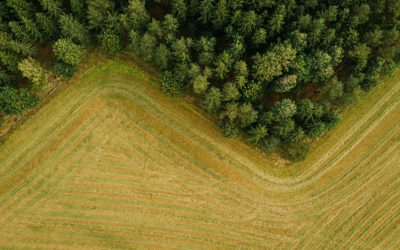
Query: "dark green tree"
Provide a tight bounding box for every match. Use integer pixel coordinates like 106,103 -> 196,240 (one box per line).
59,14 -> 89,45
0,86 -> 38,115
283,140 -> 310,162
212,0 -> 228,29
171,0 -> 187,21
222,82 -> 240,101
247,124 -> 268,145
98,29 -> 122,56
198,0 -> 214,24
238,102 -> 258,128
35,13 -> 58,40
39,0 -> 63,17
214,51 -> 233,80
202,86 -> 222,113
87,0 -> 114,30
197,37 -> 216,66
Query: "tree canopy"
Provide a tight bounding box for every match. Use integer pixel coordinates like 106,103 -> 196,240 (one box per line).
0,0 -> 398,161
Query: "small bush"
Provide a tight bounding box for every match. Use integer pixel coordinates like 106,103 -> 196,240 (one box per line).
54,60 -> 76,79
53,39 -> 86,66
219,120 -> 240,138
0,86 -> 39,115
260,136 -> 281,153
282,141 -> 310,162
160,71 -> 183,96
99,29 -> 122,56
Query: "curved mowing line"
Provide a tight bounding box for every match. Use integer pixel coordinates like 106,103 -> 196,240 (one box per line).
293,155 -> 399,250
264,79 -> 400,186
104,99 -> 266,209
0,60 -> 398,249
0,102 -> 120,217
0,111 -> 114,229
101,97 -> 267,208
312,174 -> 400,249
283,126 -> 400,213
338,184 -> 400,249
272,89 -> 400,190
19,104 -> 294,245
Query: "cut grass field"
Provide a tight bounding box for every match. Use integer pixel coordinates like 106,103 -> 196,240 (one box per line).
0,53 -> 399,249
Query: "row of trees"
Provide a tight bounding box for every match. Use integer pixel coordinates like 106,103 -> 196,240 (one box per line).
0,0 -> 399,161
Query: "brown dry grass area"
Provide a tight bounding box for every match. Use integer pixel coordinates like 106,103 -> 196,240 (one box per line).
0,55 -> 399,249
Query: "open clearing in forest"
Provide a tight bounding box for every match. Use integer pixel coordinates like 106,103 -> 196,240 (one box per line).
0,54 -> 399,249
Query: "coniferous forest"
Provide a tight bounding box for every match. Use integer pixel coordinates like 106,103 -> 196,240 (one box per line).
0,0 -> 399,161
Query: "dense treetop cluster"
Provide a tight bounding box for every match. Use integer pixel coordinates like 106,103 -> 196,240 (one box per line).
0,0 -> 399,160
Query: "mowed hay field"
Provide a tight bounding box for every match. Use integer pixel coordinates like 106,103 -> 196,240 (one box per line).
0,54 -> 399,249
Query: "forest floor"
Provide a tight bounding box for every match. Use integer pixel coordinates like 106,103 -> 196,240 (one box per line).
0,52 -> 399,249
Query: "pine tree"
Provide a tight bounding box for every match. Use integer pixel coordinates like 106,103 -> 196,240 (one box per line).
222,82 -> 240,101
247,124 -> 268,145
35,13 -> 58,40
39,0 -> 63,18
239,11 -> 259,35
139,33 -> 157,62
125,0 -> 149,31
6,0 -> 33,19
172,0 -> 187,21
197,37 -> 216,66
214,51 -> 233,80
198,0 -> 214,24
87,0 -> 114,30
238,102 -> 258,128
163,14 -> 179,35
59,14 -> 90,45
253,43 -> 296,83
154,44 -> 171,71
193,75 -> 209,94
202,86 -> 222,113
268,5 -> 285,33
252,28 -> 267,47
70,0 -> 86,20
212,0 -> 228,29
53,38 -> 86,66
18,57 -> 47,86
171,37 -> 190,63
148,19 -> 163,40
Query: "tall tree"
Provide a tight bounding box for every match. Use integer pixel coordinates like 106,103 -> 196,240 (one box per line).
59,14 -> 89,45
198,0 -> 214,24
87,0 -> 114,30
39,0 -> 63,18
214,51 -> 233,80
18,57 -> 46,86
53,38 -> 86,66
212,0 -> 228,29
172,0 -> 187,21
202,86 -> 222,113
35,13 -> 58,40
253,43 -> 297,83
